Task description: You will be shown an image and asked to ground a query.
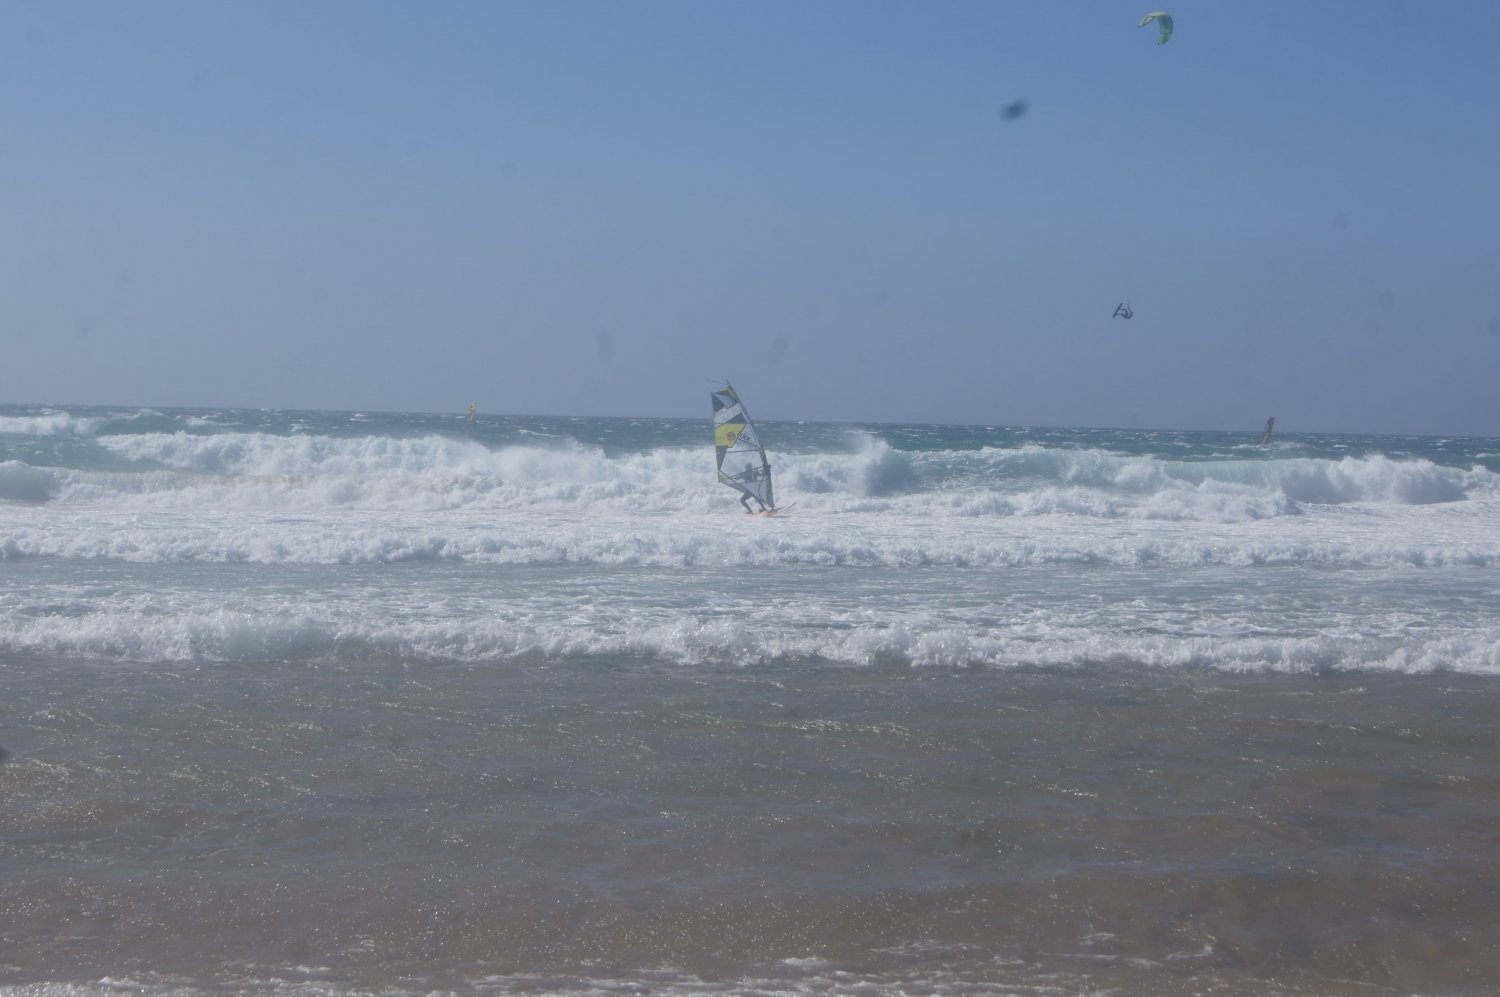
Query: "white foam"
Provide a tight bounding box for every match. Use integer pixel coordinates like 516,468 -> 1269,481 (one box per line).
3,430 -> 1476,527
5,558 -> 1498,676
7,421 -> 1500,677
6,481 -> 1500,570
0,410 -> 105,437
0,408 -> 170,438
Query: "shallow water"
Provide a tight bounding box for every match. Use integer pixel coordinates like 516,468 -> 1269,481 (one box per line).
5,658 -> 1500,994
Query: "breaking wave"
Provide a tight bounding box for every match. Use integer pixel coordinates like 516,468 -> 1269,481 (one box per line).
1,427 -> 1488,518
5,593 -> 1499,676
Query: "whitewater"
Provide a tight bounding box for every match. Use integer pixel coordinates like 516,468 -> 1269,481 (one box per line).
4,404 -> 1500,995
4,405 -> 1499,673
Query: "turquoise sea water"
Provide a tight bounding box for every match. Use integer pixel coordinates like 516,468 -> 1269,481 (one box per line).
3,404 -> 1499,994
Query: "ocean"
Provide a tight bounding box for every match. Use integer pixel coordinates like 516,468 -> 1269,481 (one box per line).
3,403 -> 1499,995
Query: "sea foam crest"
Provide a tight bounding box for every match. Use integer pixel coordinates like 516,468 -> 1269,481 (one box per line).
922,449 -> 1488,525
1002,448 -> 1485,506
6,596 -> 1499,676
12,428 -> 1499,526
784,434 -> 920,498
83,431 -> 644,511
1271,454 -> 1475,504
98,429 -> 492,477
0,411 -> 106,437
0,407 -> 179,438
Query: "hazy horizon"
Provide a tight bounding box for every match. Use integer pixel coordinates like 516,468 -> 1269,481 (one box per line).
3,397 -> 1481,442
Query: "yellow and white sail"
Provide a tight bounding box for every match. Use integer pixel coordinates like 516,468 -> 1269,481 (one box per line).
711,382 -> 774,510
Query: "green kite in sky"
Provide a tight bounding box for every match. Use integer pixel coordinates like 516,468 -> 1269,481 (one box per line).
1139,11 -> 1173,45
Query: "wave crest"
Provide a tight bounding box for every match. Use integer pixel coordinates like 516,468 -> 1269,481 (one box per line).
0,461 -> 58,503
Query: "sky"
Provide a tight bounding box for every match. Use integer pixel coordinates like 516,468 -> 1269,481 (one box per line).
3,1 -> 1499,435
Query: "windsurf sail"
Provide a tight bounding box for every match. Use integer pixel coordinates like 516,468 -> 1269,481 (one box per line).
712,381 -> 775,512
1259,416 -> 1275,445
466,401 -> 477,424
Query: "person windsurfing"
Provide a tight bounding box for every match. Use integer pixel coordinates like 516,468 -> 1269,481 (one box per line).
465,401 -> 477,424
740,462 -> 768,514
712,380 -> 778,515
1113,303 -> 1134,319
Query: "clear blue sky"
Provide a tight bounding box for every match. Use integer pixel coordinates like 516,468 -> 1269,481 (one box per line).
4,1 -> 1498,434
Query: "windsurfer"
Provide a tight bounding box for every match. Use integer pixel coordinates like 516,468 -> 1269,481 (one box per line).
713,381 -> 777,516
741,463 -> 767,513
1113,303 -> 1133,319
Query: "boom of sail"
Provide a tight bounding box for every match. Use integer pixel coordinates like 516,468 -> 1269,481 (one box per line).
712,382 -> 775,512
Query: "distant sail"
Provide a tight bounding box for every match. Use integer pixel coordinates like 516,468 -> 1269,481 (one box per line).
1259,416 -> 1275,445
712,382 -> 775,512
465,402 -> 477,425
1139,11 -> 1173,45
